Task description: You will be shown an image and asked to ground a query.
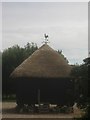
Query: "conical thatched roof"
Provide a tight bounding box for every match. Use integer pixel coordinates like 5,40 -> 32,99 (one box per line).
10,44 -> 72,78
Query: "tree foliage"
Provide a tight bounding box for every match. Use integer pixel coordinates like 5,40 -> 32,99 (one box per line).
2,43 -> 38,96
71,64 -> 88,78
70,60 -> 88,106
72,57 -> 90,119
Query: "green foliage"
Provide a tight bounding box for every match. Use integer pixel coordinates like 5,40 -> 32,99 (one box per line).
71,59 -> 89,119
71,64 -> 88,78
2,42 -> 38,96
24,42 -> 38,57
71,60 -> 88,105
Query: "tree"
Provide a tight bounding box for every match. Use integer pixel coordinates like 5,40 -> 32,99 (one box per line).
71,60 -> 88,105
24,42 -> 38,58
2,43 -> 38,97
73,57 -> 90,119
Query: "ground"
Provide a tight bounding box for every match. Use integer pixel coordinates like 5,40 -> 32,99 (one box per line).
0,102 -> 83,120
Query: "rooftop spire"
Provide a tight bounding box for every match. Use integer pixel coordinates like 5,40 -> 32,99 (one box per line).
43,33 -> 49,44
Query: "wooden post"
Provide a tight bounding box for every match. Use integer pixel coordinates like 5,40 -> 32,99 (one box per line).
38,89 -> 40,106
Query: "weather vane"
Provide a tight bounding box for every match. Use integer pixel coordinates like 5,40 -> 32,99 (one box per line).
43,33 -> 49,44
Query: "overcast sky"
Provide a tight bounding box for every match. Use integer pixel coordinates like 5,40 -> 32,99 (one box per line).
2,2 -> 88,64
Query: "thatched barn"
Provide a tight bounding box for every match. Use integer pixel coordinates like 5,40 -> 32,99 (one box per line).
10,43 -> 74,106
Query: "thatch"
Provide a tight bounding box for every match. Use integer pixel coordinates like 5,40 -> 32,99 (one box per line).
10,44 -> 72,78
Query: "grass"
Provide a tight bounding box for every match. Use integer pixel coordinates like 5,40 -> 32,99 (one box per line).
2,94 -> 16,102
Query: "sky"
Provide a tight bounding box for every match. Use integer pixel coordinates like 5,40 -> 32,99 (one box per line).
1,2 -> 88,64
